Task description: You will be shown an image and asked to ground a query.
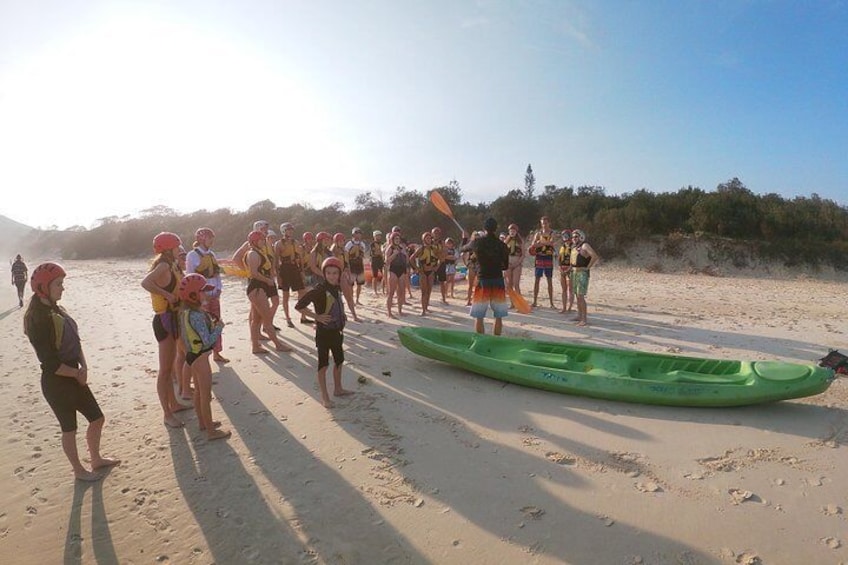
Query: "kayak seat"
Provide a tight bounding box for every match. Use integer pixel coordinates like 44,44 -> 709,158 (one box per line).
516,349 -> 573,370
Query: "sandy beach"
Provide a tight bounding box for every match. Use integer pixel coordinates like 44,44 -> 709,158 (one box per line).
1,259 -> 847,564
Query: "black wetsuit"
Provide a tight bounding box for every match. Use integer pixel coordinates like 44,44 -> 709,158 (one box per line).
25,300 -> 103,432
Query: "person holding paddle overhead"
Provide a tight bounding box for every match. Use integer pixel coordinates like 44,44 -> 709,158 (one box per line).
461,217 -> 509,335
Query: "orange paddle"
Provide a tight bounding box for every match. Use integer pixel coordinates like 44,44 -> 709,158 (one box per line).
430,189 -> 532,314
508,287 -> 533,314
429,190 -> 465,233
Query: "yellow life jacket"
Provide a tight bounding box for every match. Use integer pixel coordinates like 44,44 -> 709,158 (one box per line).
193,249 -> 221,278
278,239 -> 298,263
150,260 -> 182,314
179,308 -> 211,355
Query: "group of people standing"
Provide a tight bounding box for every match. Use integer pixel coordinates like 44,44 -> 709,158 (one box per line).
16,213 -> 599,482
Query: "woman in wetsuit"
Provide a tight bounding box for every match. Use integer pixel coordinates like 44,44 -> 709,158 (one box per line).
245,230 -> 291,354
141,232 -> 191,428
384,232 -> 408,318
24,262 -> 120,481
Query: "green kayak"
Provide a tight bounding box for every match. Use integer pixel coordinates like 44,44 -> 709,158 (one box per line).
397,327 -> 835,407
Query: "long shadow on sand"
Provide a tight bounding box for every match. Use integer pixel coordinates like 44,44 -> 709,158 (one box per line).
267,354 -> 715,563
212,365 -> 428,563
63,477 -> 119,565
169,424 -> 308,562
513,308 -> 830,362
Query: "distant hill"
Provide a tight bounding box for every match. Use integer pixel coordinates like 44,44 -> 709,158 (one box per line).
0,214 -> 35,261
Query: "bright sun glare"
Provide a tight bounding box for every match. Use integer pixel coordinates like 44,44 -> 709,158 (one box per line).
0,8 -> 361,226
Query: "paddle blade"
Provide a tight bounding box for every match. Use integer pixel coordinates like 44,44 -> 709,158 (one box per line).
429,190 -> 455,219
220,260 -> 249,278
508,287 -> 532,314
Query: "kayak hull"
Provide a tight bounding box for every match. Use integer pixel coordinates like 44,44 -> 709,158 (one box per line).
397,328 -> 834,407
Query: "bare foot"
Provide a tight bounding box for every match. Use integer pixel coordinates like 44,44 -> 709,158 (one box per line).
333,388 -> 354,397
172,403 -> 193,413
75,469 -> 102,482
275,342 -> 293,352
199,421 -> 222,431
558,308 -> 567,314
353,316 -> 361,322
322,398 -> 336,409
207,429 -> 232,441
164,416 -> 184,428
387,312 -> 396,319
213,355 -> 230,363
253,347 -> 269,355
576,320 -> 587,327
92,457 -> 121,470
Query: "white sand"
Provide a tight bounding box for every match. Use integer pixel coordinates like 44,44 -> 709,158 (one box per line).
1,259 -> 847,564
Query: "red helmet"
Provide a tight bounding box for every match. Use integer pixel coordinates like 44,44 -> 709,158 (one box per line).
179,273 -> 212,303
248,230 -> 265,246
195,227 -> 215,241
302,231 -> 314,243
153,232 -> 181,254
30,262 -> 66,299
316,231 -> 331,242
321,256 -> 343,274
421,232 -> 432,243
333,232 -> 345,244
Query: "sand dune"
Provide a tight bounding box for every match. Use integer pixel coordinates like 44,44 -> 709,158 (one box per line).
1,259 -> 847,564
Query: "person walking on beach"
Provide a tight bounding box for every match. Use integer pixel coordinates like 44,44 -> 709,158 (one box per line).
24,262 -> 121,481
142,232 -> 192,428
177,274 -> 231,441
186,227 -> 229,363
295,257 -> 355,409
529,216 -> 556,309
11,254 -> 28,307
569,229 -> 600,326
461,218 -> 509,335
245,230 -> 292,354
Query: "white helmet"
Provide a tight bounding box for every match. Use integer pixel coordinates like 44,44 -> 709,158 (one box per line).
373,230 -> 383,237
280,222 -> 294,232
253,220 -> 270,231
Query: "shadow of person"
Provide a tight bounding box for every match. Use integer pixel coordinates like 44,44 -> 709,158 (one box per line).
212,366 -> 428,563
169,426 -> 307,563
63,475 -> 119,565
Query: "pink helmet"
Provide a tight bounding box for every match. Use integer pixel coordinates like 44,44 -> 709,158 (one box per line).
248,230 -> 265,246
30,262 -> 66,299
153,232 -> 182,254
321,256 -> 343,274
333,232 -> 345,244
316,231 -> 331,242
302,231 -> 314,243
179,273 -> 213,303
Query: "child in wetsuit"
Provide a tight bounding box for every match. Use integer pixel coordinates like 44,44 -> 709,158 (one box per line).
178,274 -> 230,441
295,257 -> 354,409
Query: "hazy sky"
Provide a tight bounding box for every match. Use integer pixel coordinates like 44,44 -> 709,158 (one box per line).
1,0 -> 846,229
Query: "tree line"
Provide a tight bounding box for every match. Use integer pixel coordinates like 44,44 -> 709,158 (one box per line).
22,176 -> 848,271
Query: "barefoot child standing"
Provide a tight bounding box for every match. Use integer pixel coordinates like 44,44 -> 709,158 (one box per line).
295,257 -> 354,408
178,274 -> 231,441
